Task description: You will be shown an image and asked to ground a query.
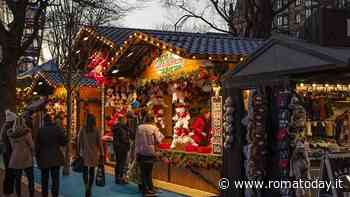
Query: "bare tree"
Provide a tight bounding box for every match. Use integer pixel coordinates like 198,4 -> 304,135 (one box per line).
0,0 -> 137,123
45,0 -> 138,174
162,0 -> 321,38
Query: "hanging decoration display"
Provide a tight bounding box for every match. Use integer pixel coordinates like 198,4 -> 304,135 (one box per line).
223,96 -> 235,149
85,51 -> 110,85
275,88 -> 292,197
289,95 -> 311,197
45,98 -> 67,128
146,85 -> 168,129
247,90 -> 268,182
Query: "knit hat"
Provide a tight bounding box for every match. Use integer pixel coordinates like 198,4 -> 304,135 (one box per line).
5,110 -> 17,122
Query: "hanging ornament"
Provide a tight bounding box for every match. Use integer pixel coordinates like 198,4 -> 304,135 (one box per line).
223,97 -> 235,149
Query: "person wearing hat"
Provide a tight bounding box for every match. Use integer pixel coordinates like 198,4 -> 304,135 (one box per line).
190,108 -> 212,146
7,113 -> 35,197
0,110 -> 16,196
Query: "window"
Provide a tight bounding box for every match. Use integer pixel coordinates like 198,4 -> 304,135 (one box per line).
347,19 -> 350,37
283,16 -> 289,25
305,0 -> 312,7
277,16 -> 283,25
277,0 -> 282,9
306,9 -> 311,18
296,14 -> 301,24
296,0 -> 302,6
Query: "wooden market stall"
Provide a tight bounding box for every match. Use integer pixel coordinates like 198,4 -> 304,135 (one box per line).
17,60 -> 99,141
222,34 -> 350,197
73,26 -> 264,196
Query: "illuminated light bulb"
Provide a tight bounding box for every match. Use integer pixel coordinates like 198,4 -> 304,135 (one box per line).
176,51 -> 180,54
124,41 -> 128,44
156,43 -> 160,46
337,84 -> 341,88
83,37 -> 89,41
192,56 -> 196,59
312,84 -> 316,87
120,47 -> 123,50
224,57 -> 228,61
112,69 -> 119,74
75,50 -> 80,54
139,35 -> 143,39
162,45 -> 166,49
38,81 -> 43,86
300,83 -> 304,87
129,35 -> 133,38
209,57 -> 213,60
33,92 -> 38,95
169,48 -> 173,52
240,57 -> 244,61
325,84 -> 329,87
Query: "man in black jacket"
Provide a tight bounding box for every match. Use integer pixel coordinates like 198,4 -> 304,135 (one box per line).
35,115 -> 68,197
112,116 -> 133,184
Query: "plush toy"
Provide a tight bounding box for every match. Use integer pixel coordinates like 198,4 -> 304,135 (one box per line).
105,88 -> 115,107
171,104 -> 196,148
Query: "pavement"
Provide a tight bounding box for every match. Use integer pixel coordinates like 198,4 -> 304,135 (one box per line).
0,156 -> 184,197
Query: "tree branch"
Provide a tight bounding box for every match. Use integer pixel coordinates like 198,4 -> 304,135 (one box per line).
20,1 -> 48,55
178,5 -> 232,34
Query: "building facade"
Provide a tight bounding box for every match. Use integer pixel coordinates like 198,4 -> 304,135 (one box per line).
0,1 -> 45,74
274,0 -> 350,37
231,0 -> 350,38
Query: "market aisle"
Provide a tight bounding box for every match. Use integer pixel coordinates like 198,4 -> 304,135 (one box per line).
32,168 -> 185,197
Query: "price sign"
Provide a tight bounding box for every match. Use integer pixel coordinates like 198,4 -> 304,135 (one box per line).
211,96 -> 223,155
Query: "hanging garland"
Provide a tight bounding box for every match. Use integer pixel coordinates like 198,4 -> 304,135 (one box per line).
159,150 -> 222,170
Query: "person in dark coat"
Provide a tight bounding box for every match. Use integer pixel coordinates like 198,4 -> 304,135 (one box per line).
36,115 -> 68,197
0,110 -> 16,196
112,116 -> 134,184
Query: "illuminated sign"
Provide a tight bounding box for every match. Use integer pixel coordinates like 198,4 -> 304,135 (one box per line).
154,52 -> 184,75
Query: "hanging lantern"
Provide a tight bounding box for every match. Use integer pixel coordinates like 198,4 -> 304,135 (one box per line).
54,85 -> 67,99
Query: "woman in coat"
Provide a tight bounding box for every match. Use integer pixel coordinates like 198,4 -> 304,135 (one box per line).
0,110 -> 17,196
78,114 -> 104,197
7,116 -> 35,197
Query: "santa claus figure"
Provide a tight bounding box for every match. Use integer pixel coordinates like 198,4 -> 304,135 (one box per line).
171,104 -> 196,148
190,108 -> 212,146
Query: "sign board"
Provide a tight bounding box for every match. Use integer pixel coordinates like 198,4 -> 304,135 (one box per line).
154,52 -> 183,75
211,96 -> 223,155
142,51 -> 209,81
318,152 -> 350,197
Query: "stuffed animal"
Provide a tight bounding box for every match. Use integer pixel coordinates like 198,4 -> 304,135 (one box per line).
105,88 -> 115,107
171,104 -> 196,148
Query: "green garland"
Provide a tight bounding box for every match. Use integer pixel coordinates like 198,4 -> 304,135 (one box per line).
159,150 -> 222,170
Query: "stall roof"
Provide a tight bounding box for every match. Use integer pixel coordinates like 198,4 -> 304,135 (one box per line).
223,34 -> 350,86
93,26 -> 264,57
39,71 -> 97,87
17,59 -> 59,79
17,60 -> 97,87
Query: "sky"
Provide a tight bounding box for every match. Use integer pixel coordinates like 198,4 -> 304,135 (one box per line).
122,1 -> 166,29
